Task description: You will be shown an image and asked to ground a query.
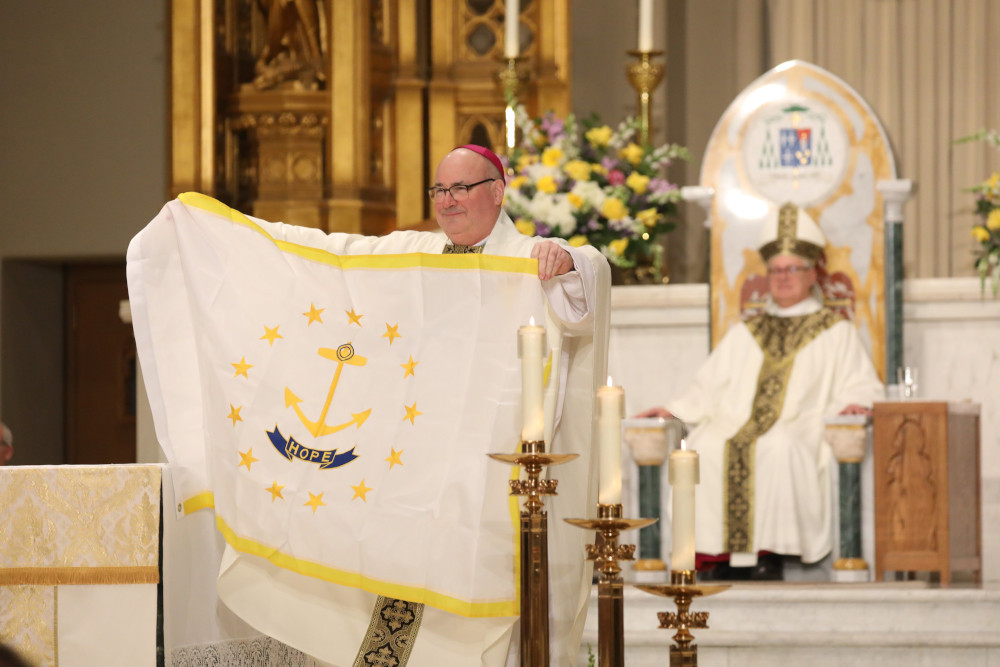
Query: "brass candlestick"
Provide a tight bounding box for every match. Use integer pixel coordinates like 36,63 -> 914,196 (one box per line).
489,439 -> 577,666
497,56 -> 528,154
636,570 -> 730,667
565,504 -> 656,666
625,50 -> 666,147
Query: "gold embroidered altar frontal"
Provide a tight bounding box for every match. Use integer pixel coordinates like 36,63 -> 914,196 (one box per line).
0,465 -> 162,666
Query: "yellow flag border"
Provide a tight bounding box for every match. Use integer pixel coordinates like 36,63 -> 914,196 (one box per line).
212,511 -> 518,618
178,192 -> 538,275
181,491 -> 215,515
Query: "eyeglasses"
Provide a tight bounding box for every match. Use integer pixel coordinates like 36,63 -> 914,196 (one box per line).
427,178 -> 497,202
767,265 -> 812,277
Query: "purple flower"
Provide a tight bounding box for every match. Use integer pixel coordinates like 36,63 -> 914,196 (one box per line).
536,222 -> 552,237
542,118 -> 565,142
601,157 -> 618,171
648,178 -> 673,194
587,219 -> 600,231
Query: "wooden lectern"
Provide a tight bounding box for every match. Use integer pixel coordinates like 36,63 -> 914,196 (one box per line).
872,401 -> 982,584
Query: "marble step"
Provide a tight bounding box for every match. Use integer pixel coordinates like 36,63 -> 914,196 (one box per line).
578,582 -> 1000,666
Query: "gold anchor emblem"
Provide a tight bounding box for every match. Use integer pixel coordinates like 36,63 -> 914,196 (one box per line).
285,343 -> 372,437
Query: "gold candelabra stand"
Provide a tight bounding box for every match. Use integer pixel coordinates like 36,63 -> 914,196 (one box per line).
625,50 -> 666,147
565,504 -> 656,666
636,570 -> 730,667
489,439 -> 577,666
497,56 -> 528,154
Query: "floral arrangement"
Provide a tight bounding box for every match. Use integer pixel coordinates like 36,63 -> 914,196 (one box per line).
502,106 -> 689,269
958,129 -> 1000,296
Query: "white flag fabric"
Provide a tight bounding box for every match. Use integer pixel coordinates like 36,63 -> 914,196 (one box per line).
128,193 -> 549,618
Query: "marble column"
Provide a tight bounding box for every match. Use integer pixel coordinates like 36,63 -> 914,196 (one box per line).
824,415 -> 870,582
877,179 -> 915,382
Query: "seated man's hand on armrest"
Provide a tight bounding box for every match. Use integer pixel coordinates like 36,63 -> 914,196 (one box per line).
632,407 -> 675,420
839,404 -> 872,417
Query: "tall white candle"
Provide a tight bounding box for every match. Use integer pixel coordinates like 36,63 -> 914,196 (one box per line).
638,0 -> 654,52
596,379 -> 624,504
505,0 -> 520,57
668,439 -> 699,571
518,318 -> 545,442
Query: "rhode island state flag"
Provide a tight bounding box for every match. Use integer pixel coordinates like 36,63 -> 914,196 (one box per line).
127,193 -> 557,663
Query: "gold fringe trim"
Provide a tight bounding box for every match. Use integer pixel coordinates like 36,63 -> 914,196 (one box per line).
54,584 -> 60,667
0,566 -> 159,586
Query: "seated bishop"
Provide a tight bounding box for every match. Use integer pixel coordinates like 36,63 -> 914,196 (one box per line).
637,202 -> 883,580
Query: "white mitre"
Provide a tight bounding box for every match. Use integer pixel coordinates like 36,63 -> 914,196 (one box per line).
757,202 -> 827,264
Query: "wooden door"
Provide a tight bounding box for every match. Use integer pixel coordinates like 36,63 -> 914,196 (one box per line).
65,263 -> 136,464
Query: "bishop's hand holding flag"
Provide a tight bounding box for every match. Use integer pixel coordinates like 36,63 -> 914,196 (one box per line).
128,189 -> 610,666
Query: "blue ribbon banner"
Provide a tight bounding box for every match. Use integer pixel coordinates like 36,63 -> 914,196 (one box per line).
267,426 -> 358,470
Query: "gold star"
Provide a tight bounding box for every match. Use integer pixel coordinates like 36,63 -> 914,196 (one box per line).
385,448 -> 403,469
238,448 -> 259,470
401,356 -> 418,378
303,304 -> 325,325
227,404 -> 243,426
346,308 -> 363,326
351,479 -> 373,501
260,325 -> 283,346
382,323 -> 401,345
231,357 -> 253,378
402,402 -> 422,425
266,480 -> 285,501
304,491 -> 326,513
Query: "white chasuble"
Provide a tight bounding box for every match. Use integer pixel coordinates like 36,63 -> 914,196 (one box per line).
129,194 -> 608,666
666,298 -> 883,564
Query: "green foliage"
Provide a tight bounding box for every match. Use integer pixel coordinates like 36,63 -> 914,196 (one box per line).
956,129 -> 1000,297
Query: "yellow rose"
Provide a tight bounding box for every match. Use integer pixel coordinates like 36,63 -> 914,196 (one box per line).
515,219 -> 536,236
987,172 -> 999,190
987,209 -> 1000,231
585,125 -> 613,147
619,142 -> 644,166
567,193 -> 584,209
972,226 -> 990,243
568,235 -> 589,247
541,147 -> 564,167
601,197 -> 629,221
563,159 -> 592,181
636,208 -> 660,228
591,164 -> 607,175
509,175 -> 527,190
608,238 -> 629,257
516,154 -> 537,170
625,172 -> 650,194
536,175 -> 558,194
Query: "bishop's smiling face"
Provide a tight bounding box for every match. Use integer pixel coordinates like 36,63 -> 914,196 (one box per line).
432,149 -> 505,246
766,255 -> 816,308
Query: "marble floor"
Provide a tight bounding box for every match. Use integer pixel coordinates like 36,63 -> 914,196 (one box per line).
578,580 -> 1000,666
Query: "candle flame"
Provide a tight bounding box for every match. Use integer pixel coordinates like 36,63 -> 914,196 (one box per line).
680,438 -> 687,451
529,316 -> 535,326
606,376 -> 613,386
